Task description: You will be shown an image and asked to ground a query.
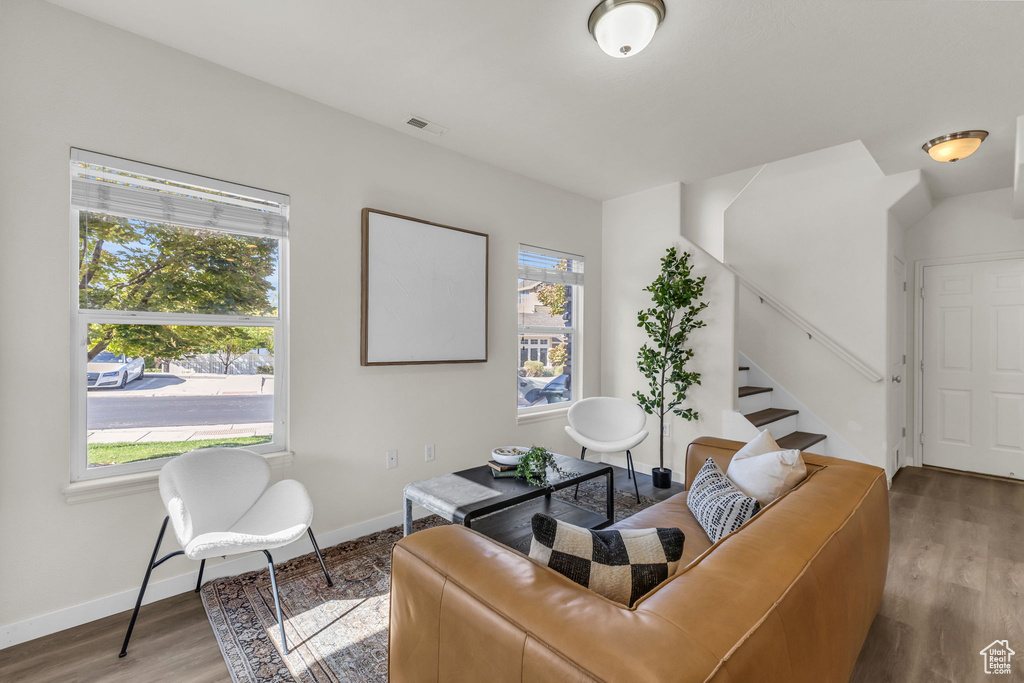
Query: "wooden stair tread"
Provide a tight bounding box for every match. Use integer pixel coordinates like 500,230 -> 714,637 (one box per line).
738,385 -> 772,397
776,431 -> 827,451
744,408 -> 799,427
738,366 -> 749,371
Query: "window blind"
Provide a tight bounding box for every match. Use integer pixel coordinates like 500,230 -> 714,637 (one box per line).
70,149 -> 288,238
518,246 -> 584,286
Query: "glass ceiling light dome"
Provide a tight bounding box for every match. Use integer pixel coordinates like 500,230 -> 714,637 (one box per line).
589,0 -> 666,59
922,130 -> 989,163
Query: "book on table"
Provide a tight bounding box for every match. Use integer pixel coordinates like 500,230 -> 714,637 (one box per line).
487,460 -> 517,472
491,469 -> 518,478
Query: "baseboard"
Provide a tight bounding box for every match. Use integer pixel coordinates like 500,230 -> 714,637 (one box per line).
0,506 -> 432,650
598,452 -> 685,484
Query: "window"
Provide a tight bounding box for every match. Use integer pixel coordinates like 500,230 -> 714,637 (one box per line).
70,149 -> 288,481
517,246 -> 583,413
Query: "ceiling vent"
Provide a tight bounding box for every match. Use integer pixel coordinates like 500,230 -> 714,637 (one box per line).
405,116 -> 448,137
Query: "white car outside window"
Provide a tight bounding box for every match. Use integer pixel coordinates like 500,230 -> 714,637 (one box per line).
87,352 -> 145,389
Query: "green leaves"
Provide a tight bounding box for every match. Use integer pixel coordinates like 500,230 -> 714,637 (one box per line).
514,446 -> 574,488
535,259 -> 569,315
79,212 -> 278,316
80,212 -> 279,361
93,324 -> 274,372
634,247 -> 707,423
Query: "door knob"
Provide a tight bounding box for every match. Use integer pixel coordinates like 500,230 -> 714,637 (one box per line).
892,375 -> 902,384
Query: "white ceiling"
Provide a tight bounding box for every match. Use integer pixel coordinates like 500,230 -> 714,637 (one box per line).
46,0 -> 1024,202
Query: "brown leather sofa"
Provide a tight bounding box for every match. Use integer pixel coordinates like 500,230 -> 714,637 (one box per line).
389,436 -> 889,682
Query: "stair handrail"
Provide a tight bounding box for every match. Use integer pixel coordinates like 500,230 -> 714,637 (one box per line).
726,264 -> 885,383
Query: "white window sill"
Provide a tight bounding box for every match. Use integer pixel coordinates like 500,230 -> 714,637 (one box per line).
61,451 -> 294,504
516,405 -> 571,425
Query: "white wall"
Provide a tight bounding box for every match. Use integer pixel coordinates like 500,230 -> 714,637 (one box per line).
601,183 -> 737,477
725,142 -> 891,371
905,187 -> 1024,464
0,0 -> 601,636
682,166 -> 762,261
906,188 -> 1024,261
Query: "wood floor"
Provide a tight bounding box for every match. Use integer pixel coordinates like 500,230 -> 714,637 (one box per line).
851,466 -> 1024,683
0,465 -> 1019,682
0,589 -> 228,682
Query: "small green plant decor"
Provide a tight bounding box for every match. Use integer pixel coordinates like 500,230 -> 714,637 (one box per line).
633,246 -> 708,488
515,446 -> 574,488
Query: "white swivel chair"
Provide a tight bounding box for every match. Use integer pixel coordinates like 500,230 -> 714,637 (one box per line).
565,397 -> 649,504
119,448 -> 332,658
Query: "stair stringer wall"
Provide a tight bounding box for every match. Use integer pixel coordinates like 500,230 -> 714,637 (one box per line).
731,352 -> 868,464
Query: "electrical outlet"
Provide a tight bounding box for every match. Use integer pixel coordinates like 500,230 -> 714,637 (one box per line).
386,449 -> 398,470
425,444 -> 435,462
663,421 -> 671,437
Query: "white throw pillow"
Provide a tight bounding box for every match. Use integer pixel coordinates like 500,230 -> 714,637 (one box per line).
727,448 -> 807,507
732,429 -> 782,461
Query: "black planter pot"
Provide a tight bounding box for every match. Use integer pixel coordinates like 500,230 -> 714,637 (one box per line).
651,467 -> 673,489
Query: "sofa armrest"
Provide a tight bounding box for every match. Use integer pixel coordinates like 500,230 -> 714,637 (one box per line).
389,525 -> 720,683
684,436 -> 745,488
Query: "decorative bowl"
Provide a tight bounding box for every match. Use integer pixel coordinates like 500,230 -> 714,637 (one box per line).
492,447 -> 529,466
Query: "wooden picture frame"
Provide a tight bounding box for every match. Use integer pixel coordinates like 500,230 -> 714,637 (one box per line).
361,208 -> 489,365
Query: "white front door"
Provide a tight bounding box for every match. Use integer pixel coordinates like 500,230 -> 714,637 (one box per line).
922,258 -> 1024,479
888,256 -> 906,476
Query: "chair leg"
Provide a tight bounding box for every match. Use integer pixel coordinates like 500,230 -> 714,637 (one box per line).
307,528 -> 333,587
574,446 -> 587,500
194,559 -> 206,593
263,550 -> 288,655
626,450 -> 641,505
119,516 -> 170,658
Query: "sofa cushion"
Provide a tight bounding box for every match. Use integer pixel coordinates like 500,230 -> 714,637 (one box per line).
687,458 -> 761,543
611,491 -> 712,565
727,448 -> 807,506
528,513 -> 684,606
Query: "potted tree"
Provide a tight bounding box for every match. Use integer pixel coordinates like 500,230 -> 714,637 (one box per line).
633,247 -> 708,488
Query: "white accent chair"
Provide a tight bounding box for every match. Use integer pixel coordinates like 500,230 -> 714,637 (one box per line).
119,448 -> 332,658
565,397 -> 650,504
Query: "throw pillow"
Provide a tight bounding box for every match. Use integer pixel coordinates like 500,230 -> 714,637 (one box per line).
732,428 -> 783,460
687,458 -> 760,543
727,448 -> 807,506
528,513 -> 684,606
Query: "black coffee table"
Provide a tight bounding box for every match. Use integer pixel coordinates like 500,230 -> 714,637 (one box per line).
403,453 -> 614,551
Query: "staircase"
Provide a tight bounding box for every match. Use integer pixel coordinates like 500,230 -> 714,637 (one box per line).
737,365 -> 828,454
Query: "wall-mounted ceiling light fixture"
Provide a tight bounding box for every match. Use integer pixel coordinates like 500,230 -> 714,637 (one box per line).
588,0 -> 666,59
922,130 -> 989,163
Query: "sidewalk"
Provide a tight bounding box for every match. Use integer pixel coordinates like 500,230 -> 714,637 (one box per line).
88,373 -> 274,398
87,422 -> 274,444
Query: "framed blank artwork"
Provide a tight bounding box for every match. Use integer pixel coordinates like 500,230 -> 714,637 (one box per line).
361,208 -> 489,365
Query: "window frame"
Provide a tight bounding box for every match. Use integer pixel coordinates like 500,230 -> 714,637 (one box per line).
516,244 -> 583,417
68,150 -> 289,482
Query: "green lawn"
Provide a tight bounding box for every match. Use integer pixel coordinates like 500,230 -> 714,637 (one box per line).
88,436 -> 272,466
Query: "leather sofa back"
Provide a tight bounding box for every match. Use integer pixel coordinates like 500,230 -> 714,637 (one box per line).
390,437 -> 889,682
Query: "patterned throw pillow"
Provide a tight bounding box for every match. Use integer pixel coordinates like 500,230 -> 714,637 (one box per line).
687,458 -> 761,543
528,514 -> 684,606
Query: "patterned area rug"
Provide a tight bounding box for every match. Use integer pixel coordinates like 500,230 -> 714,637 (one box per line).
202,479 -> 661,682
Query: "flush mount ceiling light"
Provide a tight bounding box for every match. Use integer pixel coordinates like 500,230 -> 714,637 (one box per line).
588,0 -> 666,59
922,130 -> 989,163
